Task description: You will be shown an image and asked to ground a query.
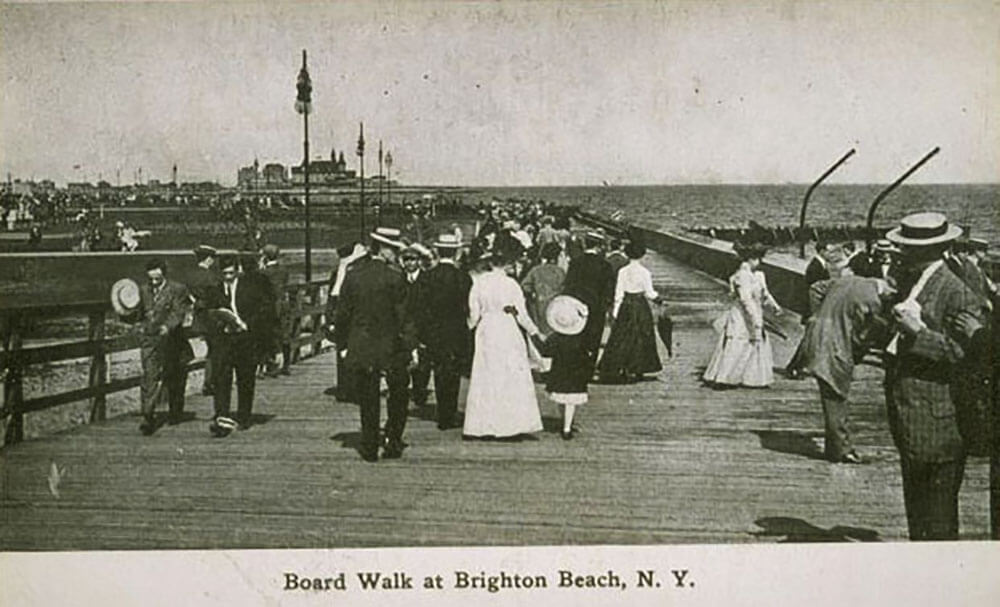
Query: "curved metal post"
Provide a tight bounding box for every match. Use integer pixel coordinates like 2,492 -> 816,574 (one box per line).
798,148 -> 856,257
865,147 -> 940,243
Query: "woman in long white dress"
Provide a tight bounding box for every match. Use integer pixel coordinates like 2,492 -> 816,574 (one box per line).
703,243 -> 781,388
464,253 -> 544,438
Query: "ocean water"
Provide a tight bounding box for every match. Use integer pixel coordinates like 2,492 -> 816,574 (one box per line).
472,184 -> 999,245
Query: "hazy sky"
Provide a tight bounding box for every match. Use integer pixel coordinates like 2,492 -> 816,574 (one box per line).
1,1 -> 997,186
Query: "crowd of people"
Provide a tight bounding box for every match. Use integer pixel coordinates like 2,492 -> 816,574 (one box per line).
699,210 -> 997,541
110,200 -> 996,541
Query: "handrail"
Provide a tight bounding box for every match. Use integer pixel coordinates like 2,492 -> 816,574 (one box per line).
798,149 -> 856,257
1,280 -> 331,446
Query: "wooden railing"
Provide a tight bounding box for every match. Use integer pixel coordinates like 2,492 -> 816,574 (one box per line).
0,279 -> 331,446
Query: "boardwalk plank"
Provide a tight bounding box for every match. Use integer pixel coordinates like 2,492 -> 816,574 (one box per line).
0,250 -> 991,549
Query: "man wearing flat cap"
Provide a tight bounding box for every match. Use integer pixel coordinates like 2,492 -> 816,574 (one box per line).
883,212 -> 989,540
335,227 -> 419,461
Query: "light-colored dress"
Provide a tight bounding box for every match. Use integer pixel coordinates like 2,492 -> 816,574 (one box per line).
464,268 -> 543,437
703,263 -> 779,387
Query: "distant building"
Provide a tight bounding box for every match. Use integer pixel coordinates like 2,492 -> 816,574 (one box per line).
237,158 -> 261,190
290,148 -> 357,186
262,163 -> 287,187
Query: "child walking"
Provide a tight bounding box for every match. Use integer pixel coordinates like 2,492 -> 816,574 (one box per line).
532,295 -> 591,439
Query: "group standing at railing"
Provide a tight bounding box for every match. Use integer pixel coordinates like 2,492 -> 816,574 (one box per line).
701,210 -> 997,542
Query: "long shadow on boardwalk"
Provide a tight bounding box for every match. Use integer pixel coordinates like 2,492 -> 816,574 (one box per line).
751,429 -> 827,461
752,516 -> 882,543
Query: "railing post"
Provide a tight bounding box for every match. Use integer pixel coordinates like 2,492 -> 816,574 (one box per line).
289,285 -> 303,366
3,313 -> 25,446
88,309 -> 108,422
306,283 -> 319,358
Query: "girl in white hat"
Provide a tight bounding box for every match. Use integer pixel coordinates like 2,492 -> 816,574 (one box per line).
531,295 -> 591,440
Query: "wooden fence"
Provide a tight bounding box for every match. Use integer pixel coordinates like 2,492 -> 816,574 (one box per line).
0,279 -> 330,446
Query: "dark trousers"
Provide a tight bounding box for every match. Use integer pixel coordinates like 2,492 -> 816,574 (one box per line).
213,332 -> 257,424
580,303 -> 606,374
353,364 -> 409,457
202,336 -> 216,393
410,359 -> 431,407
818,378 -> 854,460
431,357 -> 461,428
899,456 -> 966,541
139,345 -> 187,421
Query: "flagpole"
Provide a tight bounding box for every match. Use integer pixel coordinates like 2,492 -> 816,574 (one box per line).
358,122 -> 366,238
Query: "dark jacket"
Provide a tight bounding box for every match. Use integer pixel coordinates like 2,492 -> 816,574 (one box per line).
538,332 -> 590,395
417,261 -> 472,363
804,256 -> 831,286
886,264 -> 989,462
334,257 -> 417,371
208,272 -> 277,354
564,251 -> 615,311
188,263 -> 221,336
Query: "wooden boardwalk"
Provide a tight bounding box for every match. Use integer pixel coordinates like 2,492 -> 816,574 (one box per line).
0,251 -> 992,549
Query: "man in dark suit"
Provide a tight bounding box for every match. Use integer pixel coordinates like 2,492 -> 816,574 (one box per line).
400,244 -> 432,409
189,244 -> 220,395
335,228 -> 418,461
324,242 -> 368,400
883,212 -> 988,541
129,259 -> 194,435
563,231 -> 615,375
208,254 -> 277,436
417,234 -> 473,430
786,241 -> 834,379
260,244 -> 291,376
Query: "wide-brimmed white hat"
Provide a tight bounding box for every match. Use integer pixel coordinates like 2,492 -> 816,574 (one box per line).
546,295 -> 589,336
886,212 -> 963,247
370,227 -> 403,248
110,278 -> 141,316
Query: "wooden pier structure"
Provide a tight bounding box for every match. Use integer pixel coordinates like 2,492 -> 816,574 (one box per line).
0,249 -> 992,550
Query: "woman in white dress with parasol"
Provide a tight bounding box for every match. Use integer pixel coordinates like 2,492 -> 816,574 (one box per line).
464,251 -> 544,438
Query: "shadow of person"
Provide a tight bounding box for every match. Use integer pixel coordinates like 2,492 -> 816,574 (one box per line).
752,516 -> 881,543
329,431 -> 362,452
247,413 -> 275,427
751,429 -> 827,461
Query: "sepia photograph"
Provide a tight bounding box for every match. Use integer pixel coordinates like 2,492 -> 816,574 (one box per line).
1,0 -> 998,604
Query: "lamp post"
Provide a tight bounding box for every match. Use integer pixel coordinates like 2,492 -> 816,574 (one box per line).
385,150 -> 393,209
357,122 -> 366,237
295,49 -> 313,282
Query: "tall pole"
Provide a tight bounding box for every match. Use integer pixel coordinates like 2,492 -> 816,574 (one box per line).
357,122 -> 366,237
296,49 -> 313,281
385,150 -> 393,209
378,140 -> 384,208
865,146 -> 940,244
797,148 -> 856,257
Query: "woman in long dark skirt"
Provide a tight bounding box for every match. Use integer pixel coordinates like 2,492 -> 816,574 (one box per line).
597,241 -> 662,383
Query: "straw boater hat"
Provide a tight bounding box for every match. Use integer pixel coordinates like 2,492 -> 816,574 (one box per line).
193,244 -> 218,257
370,227 -> 403,248
872,238 -> 898,253
545,295 -> 589,336
886,212 -> 962,247
433,233 -> 461,249
110,278 -> 141,316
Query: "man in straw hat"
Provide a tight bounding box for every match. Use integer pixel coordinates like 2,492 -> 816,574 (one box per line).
883,211 -> 989,540
413,233 -> 473,430
122,259 -> 194,435
335,227 -> 419,461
